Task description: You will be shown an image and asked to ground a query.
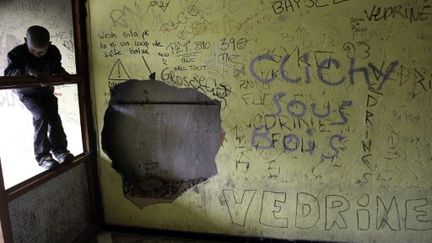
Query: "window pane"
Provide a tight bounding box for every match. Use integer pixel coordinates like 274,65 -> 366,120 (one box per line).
0,0 -> 76,75
0,84 -> 83,189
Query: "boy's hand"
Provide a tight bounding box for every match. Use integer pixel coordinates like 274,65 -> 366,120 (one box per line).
25,67 -> 50,79
52,70 -> 71,84
25,67 -> 38,77
54,69 -> 70,79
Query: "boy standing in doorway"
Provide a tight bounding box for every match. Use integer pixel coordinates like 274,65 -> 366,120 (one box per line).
4,25 -> 74,170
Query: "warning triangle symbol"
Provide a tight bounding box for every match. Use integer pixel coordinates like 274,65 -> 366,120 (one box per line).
108,59 -> 130,80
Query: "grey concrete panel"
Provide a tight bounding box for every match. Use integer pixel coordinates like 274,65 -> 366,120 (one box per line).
107,104 -> 220,180
102,80 -> 221,208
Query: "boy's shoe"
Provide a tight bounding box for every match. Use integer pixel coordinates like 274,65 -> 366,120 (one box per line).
54,151 -> 74,164
38,155 -> 60,170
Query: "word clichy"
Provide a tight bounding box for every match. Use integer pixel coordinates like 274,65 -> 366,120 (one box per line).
250,55 -> 399,91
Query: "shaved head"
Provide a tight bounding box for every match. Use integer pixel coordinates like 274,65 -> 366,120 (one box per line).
26,25 -> 50,48
25,25 -> 51,58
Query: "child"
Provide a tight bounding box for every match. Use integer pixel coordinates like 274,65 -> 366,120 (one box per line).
4,25 -> 74,170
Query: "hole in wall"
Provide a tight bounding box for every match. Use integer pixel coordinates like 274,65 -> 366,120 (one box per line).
102,80 -> 221,208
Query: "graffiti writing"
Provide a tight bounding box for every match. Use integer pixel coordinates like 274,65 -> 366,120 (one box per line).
364,3 -> 432,23
272,0 -> 350,15
160,67 -> 232,103
0,91 -> 24,109
249,52 -> 399,91
159,5 -> 208,40
149,0 -> 171,12
220,37 -> 248,51
251,126 -> 346,160
110,3 -> 151,29
361,87 -> 382,172
250,92 -> 351,159
97,29 -> 151,58
223,189 -> 432,231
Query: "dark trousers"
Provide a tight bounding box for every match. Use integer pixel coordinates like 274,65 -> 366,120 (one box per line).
19,92 -> 68,163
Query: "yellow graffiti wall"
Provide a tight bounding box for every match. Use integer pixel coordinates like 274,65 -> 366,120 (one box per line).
88,0 -> 432,242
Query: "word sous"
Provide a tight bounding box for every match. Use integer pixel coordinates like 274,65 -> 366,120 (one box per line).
223,189 -> 432,231
251,92 -> 352,159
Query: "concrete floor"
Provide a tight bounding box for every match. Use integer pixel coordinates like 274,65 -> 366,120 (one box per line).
97,232 -> 236,243
94,231 -> 325,243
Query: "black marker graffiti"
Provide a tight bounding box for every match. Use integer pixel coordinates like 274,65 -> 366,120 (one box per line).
223,189 -> 432,231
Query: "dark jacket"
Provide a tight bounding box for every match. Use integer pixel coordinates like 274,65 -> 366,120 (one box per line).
4,44 -> 66,95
